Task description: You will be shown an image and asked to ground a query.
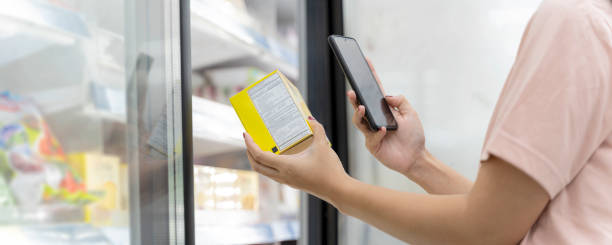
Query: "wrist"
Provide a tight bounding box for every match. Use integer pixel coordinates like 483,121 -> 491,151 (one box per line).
402,149 -> 437,181
326,173 -> 357,214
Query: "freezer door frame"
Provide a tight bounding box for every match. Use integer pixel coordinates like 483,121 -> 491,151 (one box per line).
299,0 -> 347,244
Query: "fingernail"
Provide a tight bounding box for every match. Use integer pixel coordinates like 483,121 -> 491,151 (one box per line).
385,95 -> 392,98
308,116 -> 314,120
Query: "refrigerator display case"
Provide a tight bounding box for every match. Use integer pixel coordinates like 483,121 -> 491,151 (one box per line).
0,0 -> 347,244
0,0 -> 189,244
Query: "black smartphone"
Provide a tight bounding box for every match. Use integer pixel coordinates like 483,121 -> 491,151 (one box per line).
328,35 -> 398,131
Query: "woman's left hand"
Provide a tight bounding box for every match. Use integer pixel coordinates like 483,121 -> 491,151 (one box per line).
243,117 -> 349,204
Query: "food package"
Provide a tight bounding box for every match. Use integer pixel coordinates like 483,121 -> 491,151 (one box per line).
230,70 -> 317,155
0,91 -> 96,217
68,152 -> 120,226
195,67 -> 267,105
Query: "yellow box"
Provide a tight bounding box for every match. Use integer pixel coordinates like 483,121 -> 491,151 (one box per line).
119,163 -> 128,211
67,152 -> 120,225
230,70 -> 315,154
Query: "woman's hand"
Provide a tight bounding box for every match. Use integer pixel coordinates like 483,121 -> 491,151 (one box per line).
347,60 -> 426,175
347,91 -> 426,176
243,117 -> 350,204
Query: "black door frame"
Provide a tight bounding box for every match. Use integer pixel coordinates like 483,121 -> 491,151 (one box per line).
179,0 -> 195,244
305,0 -> 346,244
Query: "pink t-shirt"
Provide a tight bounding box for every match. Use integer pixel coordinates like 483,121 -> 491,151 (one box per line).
480,0 -> 612,243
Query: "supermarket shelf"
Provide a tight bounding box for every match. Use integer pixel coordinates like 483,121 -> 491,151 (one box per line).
190,1 -> 298,80
0,224 -> 129,245
0,1 -> 89,37
0,1 -> 89,65
84,92 -> 246,157
25,82 -> 244,156
192,96 -> 246,157
24,85 -> 85,115
195,210 -> 298,244
0,1 -> 125,96
2,0 -> 299,78
21,84 -> 245,157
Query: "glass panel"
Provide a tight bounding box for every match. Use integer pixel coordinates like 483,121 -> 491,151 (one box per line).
189,0 -> 301,244
338,1 -> 540,245
0,0 -> 185,244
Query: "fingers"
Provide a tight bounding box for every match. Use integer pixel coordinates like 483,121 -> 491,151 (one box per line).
348,90 -> 374,133
366,127 -> 387,150
352,105 -> 372,134
243,132 -> 286,169
246,150 -> 280,179
347,90 -> 359,110
307,116 -> 329,145
385,95 -> 411,115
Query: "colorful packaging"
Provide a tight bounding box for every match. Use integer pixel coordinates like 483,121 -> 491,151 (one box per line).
0,91 -> 95,215
68,152 -> 120,225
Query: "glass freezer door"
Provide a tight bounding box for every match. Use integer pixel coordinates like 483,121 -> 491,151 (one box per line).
189,0 -> 302,244
0,0 -> 188,244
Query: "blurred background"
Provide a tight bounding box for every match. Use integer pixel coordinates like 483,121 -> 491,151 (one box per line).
340,1 -> 541,244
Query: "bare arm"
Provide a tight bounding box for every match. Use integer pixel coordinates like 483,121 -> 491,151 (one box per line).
332,156 -> 548,244
407,150 -> 473,194
244,119 -> 549,245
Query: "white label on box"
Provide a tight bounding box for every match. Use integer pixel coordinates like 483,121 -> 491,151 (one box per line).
248,73 -> 311,151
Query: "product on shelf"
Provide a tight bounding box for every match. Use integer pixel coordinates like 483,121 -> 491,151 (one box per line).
0,91 -> 96,222
119,163 -> 129,211
194,165 -> 259,211
194,67 -> 267,105
0,176 -> 16,215
67,152 -> 121,226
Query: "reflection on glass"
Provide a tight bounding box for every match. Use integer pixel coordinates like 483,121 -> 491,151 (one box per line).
190,0 -> 301,244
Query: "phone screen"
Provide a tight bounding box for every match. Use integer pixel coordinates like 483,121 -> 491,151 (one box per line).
329,36 -> 397,130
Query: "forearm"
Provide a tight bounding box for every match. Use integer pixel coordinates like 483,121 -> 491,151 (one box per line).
331,177 -> 478,245
405,150 -> 473,194
329,157 -> 548,245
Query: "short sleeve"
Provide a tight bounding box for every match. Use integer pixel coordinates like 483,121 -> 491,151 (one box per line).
481,0 -> 612,198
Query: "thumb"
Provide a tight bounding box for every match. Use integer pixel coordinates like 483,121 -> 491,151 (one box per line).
307,116 -> 328,145
366,127 -> 387,150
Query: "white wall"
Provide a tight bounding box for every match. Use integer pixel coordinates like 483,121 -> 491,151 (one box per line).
339,1 -> 541,244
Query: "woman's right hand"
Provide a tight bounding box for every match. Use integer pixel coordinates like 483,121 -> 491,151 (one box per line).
348,91 -> 426,176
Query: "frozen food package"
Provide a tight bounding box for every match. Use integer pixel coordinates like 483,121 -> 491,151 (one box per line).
68,152 -> 120,225
0,91 -> 96,221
